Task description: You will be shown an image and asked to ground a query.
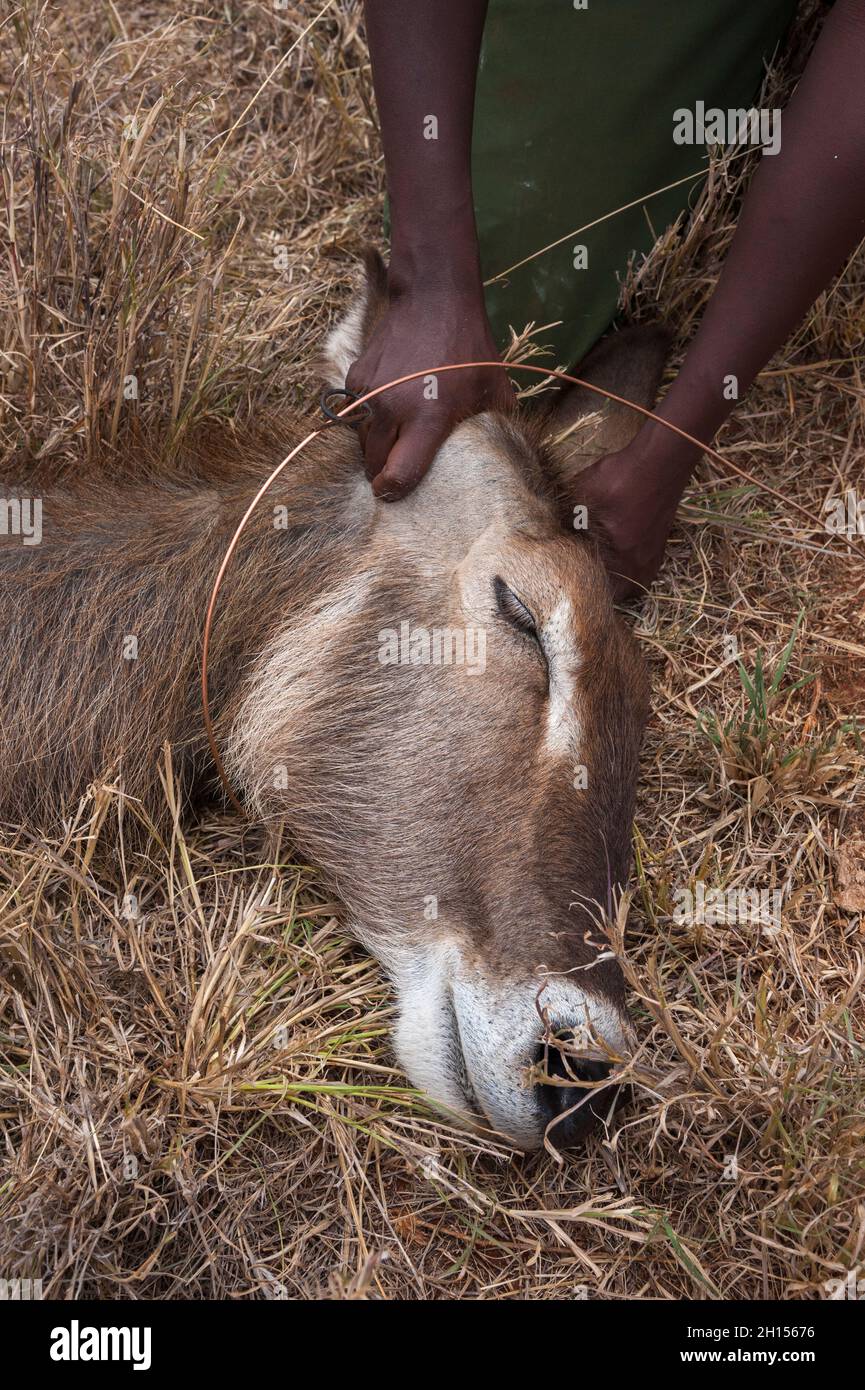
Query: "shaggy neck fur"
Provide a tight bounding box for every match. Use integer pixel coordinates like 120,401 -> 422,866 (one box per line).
0,418 -> 368,834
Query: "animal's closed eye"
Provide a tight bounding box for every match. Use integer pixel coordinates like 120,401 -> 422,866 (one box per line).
493,576 -> 540,640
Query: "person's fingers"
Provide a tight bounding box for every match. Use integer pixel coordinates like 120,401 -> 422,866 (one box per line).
361,414 -> 399,482
355,411 -> 372,456
344,360 -> 363,397
344,362 -> 373,454
608,572 -> 639,603
486,366 -> 517,413
371,421 -> 447,500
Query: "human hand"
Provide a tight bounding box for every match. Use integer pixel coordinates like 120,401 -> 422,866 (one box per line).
577,440 -> 689,600
345,277 -> 514,500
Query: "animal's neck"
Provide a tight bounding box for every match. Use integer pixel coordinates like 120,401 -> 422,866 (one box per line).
204,422 -> 376,726
0,416 -> 374,831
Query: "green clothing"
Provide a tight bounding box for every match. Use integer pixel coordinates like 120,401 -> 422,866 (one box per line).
473,0 -> 798,366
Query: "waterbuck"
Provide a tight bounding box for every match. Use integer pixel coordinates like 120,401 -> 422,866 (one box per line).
0,254 -> 665,1150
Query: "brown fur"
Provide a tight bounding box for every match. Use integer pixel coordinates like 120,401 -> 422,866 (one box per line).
0,257 -> 665,1145
0,422 -> 362,835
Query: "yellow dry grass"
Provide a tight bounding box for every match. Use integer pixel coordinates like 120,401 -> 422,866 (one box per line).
1,0 -> 863,1299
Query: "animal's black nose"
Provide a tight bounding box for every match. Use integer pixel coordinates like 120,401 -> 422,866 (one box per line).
535,1041 -> 615,1146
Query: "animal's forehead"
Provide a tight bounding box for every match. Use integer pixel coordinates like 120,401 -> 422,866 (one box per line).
430,412 -> 547,501
375,412 -> 554,562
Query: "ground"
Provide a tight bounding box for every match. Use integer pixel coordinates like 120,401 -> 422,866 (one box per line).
1,0 -> 863,1300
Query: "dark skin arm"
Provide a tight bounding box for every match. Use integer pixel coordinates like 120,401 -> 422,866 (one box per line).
355,0 -> 865,583
581,0 -> 865,597
348,0 -> 512,499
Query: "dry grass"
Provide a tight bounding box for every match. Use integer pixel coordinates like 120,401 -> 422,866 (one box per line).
1,0 -> 864,1300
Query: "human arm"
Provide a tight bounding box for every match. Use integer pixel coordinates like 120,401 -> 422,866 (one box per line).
347,0 -> 513,499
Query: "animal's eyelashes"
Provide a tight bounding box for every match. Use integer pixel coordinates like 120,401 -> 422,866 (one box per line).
493,575 -> 550,686
493,574 -> 539,639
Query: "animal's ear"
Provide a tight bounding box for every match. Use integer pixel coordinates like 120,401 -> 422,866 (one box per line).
542,324 -> 669,515
320,247 -> 389,387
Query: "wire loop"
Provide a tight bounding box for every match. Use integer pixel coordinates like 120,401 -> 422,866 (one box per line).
320,386 -> 372,428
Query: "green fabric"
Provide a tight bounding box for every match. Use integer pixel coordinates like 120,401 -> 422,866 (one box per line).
473,0 -> 799,367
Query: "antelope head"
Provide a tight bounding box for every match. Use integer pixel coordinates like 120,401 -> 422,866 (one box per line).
229,257 -> 665,1150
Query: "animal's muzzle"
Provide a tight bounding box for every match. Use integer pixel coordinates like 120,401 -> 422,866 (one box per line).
534,1041 -> 617,1146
